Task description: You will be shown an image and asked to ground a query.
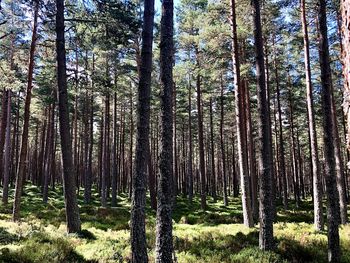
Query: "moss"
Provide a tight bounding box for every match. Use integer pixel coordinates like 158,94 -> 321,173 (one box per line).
0,185 -> 349,262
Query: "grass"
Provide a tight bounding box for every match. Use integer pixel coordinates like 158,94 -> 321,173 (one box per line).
0,184 -> 349,262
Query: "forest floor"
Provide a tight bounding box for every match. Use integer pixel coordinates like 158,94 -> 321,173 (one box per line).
0,185 -> 349,262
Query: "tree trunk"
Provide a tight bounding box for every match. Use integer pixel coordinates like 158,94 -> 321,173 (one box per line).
188,74 -> 193,203
55,0 -> 81,233
155,0 -> 174,261
0,89 -> 8,184
12,0 -> 39,221
231,0 -> 253,228
209,97 -> 217,202
196,72 -> 206,211
111,92 -> 118,207
130,0 -> 155,260
288,89 -> 301,207
220,81 -> 228,206
245,80 -> 258,220
342,0 -> 350,154
300,0 -> 324,230
2,90 -> 11,204
251,0 -> 274,250
318,0 -> 340,261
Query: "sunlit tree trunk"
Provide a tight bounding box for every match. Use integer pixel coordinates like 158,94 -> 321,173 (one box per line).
300,0 -> 324,230
231,0 -> 253,227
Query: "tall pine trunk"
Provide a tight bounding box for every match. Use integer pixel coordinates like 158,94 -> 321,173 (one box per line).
55,0 -> 81,233
130,0 -> 155,260
252,0 -> 274,250
300,0 -> 324,230
318,0 -> 340,261
2,90 -> 11,204
232,0 -> 253,228
155,0 -> 174,261
12,0 -> 39,221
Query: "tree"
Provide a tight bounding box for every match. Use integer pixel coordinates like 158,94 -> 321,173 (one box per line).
130,0 -> 155,261
318,0 -> 341,261
2,90 -> 11,204
300,0 -> 323,231
342,0 -> 350,154
12,0 -> 39,221
55,0 -> 81,233
231,0 -> 253,227
155,0 -> 174,261
251,0 -> 274,250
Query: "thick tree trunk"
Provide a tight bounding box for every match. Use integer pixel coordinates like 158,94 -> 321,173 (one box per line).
55,0 -> 81,233
251,0 -> 274,250
155,0 -> 174,261
130,0 -> 155,260
300,0 -> 324,230
342,0 -> 350,154
12,0 -> 39,221
318,0 -> 341,261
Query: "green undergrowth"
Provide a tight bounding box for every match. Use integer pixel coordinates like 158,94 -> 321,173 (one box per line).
0,184 -> 349,262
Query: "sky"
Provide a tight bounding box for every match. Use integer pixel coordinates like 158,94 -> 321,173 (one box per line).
155,0 -> 180,13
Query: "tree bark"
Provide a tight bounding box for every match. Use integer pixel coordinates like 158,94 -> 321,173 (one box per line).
318,0 -> 341,261
130,0 -> 155,260
342,0 -> 350,154
251,0 -> 274,250
209,97 -> 217,202
155,0 -> 174,261
55,0 -> 81,233
196,72 -> 206,210
300,0 -> 324,230
12,0 -> 39,221
2,90 -> 11,204
0,89 -> 8,184
231,0 -> 253,228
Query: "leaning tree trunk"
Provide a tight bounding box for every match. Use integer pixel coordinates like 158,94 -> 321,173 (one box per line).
318,0 -> 341,261
300,0 -> 324,231
55,0 -> 81,233
12,0 -> 39,221
155,0 -> 174,261
130,0 -> 155,260
251,0 -> 274,251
